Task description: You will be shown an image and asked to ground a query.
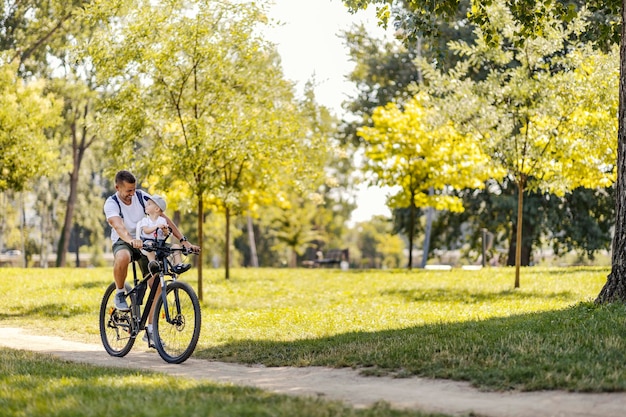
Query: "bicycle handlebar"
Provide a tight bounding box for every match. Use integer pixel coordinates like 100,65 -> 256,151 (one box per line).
142,242 -> 199,255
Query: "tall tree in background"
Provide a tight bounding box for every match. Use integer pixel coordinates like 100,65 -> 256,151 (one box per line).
345,0 -> 622,292
1,0 -> 104,267
84,0 -> 324,288
358,94 -> 499,269
0,62 -> 61,192
418,3 -> 617,286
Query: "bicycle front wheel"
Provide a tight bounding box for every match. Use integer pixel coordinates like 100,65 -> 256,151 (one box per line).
153,280 -> 201,364
99,282 -> 136,357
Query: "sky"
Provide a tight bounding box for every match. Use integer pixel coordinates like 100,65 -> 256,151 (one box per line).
264,0 -> 393,224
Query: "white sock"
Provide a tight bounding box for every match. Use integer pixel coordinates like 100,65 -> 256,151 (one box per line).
116,288 -> 125,294
147,324 -> 153,333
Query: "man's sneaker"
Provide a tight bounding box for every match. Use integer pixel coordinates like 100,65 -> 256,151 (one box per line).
173,263 -> 191,274
142,330 -> 166,348
114,292 -> 130,311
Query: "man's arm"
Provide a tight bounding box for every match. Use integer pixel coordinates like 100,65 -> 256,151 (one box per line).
160,213 -> 200,252
109,216 -> 142,248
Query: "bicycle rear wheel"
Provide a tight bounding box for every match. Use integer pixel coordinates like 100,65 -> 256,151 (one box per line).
153,280 -> 201,364
99,282 -> 136,357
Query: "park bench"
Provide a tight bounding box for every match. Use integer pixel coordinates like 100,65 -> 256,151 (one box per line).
312,248 -> 349,268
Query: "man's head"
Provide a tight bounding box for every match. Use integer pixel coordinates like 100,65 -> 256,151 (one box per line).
115,170 -> 136,185
149,195 -> 167,213
115,170 -> 137,204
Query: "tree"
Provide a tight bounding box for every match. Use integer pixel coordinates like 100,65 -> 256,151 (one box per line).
358,93 -> 498,269
84,0 -> 324,289
417,2 -> 617,286
344,0 -> 626,301
0,61 -> 62,192
50,78 -> 100,267
270,197 -> 326,268
1,0 -> 110,267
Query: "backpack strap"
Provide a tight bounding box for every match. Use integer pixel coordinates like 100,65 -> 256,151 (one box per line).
112,190 -> 147,219
136,190 -> 146,212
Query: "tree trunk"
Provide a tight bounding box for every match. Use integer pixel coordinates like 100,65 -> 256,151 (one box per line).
56,168 -> 79,267
408,190 -> 415,270
290,248 -> 297,268
421,187 -> 434,269
506,231 -> 531,267
225,206 -> 230,280
597,2 -> 626,303
197,196 -> 204,301
514,176 -> 526,288
247,214 -> 258,267
74,223 -> 81,267
56,114 -> 89,267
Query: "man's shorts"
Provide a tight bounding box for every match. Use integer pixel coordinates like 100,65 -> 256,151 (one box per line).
112,239 -> 149,277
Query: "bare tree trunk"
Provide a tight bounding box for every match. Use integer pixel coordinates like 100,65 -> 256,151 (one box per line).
408,190 -> 415,270
20,193 -> 26,268
290,248 -> 297,268
247,214 -> 258,267
597,2 -> 626,303
57,166 -> 79,267
225,206 -> 230,280
56,109 -> 91,267
197,196 -> 204,301
421,188 -> 434,269
514,176 -> 528,288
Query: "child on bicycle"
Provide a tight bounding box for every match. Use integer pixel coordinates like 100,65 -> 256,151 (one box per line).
136,195 -> 191,275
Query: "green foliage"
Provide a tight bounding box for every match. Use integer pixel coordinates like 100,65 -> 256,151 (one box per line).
412,1 -> 618,280
0,62 -> 62,192
343,0 -> 620,50
84,0 -> 321,208
422,2 -> 617,195
348,215 -> 401,268
82,0 -> 331,279
269,198 -> 326,267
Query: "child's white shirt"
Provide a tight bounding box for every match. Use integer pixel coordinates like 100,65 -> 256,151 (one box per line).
136,216 -> 168,241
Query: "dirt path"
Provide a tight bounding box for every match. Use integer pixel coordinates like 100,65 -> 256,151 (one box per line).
1,327 -> 625,417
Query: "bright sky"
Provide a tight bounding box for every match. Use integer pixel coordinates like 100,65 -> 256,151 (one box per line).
265,0 -> 393,223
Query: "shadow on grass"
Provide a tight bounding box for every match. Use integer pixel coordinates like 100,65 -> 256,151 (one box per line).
0,303 -> 91,320
195,302 -> 626,392
74,280 -> 108,290
381,288 -> 574,303
1,349 -> 387,417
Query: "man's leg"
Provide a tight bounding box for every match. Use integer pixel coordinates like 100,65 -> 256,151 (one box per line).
113,250 -> 131,289
143,267 -> 163,347
112,240 -> 133,311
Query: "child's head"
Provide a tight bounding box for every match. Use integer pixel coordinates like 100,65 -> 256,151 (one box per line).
149,195 -> 167,213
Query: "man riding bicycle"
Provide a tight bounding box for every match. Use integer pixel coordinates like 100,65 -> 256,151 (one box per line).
103,170 -> 199,313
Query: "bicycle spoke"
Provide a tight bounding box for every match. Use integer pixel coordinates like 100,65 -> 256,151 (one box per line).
153,281 -> 201,364
99,282 -> 136,357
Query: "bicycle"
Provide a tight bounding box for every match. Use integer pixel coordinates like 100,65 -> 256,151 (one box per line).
99,239 -> 201,364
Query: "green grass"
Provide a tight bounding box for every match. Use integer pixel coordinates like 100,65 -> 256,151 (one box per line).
0,348 -> 444,417
1,266 -> 623,392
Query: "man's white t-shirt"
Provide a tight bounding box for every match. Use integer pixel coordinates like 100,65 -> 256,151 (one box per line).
103,191 -> 151,242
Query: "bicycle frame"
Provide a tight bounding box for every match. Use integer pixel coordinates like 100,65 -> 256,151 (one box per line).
101,235 -> 200,364
125,240 -> 187,337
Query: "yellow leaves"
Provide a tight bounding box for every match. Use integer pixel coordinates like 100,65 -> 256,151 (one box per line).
358,93 -> 497,212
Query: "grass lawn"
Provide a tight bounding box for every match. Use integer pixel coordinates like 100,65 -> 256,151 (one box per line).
2,266 -> 624,393
0,348 -> 445,417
